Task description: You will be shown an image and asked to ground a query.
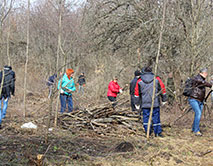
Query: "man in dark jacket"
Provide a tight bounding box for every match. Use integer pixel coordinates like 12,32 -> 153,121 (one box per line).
129,70 -> 141,112
77,72 -> 86,94
47,73 -> 57,98
188,68 -> 212,136
137,67 -> 167,137
0,66 -> 16,129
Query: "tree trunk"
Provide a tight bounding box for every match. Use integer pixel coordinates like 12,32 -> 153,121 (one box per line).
147,0 -> 167,139
23,0 -> 30,117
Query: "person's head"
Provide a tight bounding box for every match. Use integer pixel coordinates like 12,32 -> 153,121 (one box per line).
4,65 -> 12,70
168,72 -> 173,78
66,68 -> 74,79
134,70 -> 141,77
81,72 -> 84,75
144,66 -> 152,73
113,76 -> 118,82
199,68 -> 208,78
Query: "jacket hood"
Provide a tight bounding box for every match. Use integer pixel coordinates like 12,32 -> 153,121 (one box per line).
141,72 -> 154,84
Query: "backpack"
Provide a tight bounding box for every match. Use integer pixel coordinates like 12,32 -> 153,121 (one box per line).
182,77 -> 193,97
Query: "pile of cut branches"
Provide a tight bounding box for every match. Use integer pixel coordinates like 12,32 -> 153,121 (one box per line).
58,99 -> 143,135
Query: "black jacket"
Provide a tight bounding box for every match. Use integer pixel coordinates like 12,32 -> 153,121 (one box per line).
0,67 -> 16,99
130,76 -> 139,95
77,75 -> 86,85
190,74 -> 212,102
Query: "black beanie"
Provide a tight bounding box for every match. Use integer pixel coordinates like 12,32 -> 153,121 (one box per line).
134,70 -> 141,76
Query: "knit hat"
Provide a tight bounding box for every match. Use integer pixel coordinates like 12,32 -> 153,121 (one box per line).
134,70 -> 141,76
4,65 -> 12,70
66,68 -> 74,79
200,68 -> 208,73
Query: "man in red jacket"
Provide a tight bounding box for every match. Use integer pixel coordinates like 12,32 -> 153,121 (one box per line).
107,76 -> 122,105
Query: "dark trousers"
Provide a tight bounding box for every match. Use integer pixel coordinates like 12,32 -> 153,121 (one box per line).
60,94 -> 73,113
142,107 -> 162,134
130,95 -> 136,111
107,96 -> 117,107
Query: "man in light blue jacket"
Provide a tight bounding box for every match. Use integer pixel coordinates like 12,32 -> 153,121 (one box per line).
58,69 -> 76,113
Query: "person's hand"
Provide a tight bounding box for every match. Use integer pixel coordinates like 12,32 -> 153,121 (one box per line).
162,102 -> 167,106
119,89 -> 123,93
211,85 -> 213,90
135,105 -> 140,110
173,91 -> 176,94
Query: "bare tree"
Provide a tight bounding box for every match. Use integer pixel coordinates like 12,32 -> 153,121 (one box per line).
23,0 -> 30,117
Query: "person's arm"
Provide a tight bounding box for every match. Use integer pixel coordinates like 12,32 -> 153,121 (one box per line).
10,72 -> 15,96
191,77 -> 212,88
156,76 -> 167,102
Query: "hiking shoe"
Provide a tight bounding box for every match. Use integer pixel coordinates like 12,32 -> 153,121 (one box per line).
155,133 -> 164,138
194,131 -> 202,136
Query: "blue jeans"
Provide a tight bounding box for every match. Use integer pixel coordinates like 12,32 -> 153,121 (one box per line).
0,97 -> 9,125
188,98 -> 203,133
60,94 -> 73,113
78,85 -> 84,94
142,107 -> 162,134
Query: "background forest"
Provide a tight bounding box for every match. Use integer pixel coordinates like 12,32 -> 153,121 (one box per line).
1,0 -> 213,101
0,0 -> 213,165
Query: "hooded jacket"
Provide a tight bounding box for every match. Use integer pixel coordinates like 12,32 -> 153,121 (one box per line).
138,72 -> 167,108
0,66 -> 16,99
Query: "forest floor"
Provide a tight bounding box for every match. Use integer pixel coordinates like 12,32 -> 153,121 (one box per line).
0,91 -> 213,166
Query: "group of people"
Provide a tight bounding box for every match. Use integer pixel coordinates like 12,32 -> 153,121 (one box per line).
0,64 -> 212,138
107,66 -> 213,137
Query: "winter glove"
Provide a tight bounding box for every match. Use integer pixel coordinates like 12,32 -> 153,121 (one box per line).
119,89 -> 123,93
135,105 -> 140,110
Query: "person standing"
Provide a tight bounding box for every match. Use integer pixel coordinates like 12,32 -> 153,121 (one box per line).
167,72 -> 175,105
47,73 -> 57,98
188,68 -> 212,136
137,67 -> 167,137
0,66 -> 16,129
129,70 -> 141,112
107,76 -> 122,105
77,72 -> 86,94
58,69 -> 76,113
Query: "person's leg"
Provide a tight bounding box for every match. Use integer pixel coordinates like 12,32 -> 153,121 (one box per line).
2,97 -> 9,119
108,96 -> 117,107
0,99 -> 2,127
48,85 -> 53,98
67,95 -> 73,113
130,95 -> 136,112
152,107 -> 162,135
60,94 -> 67,113
188,98 -> 202,133
142,108 -> 151,134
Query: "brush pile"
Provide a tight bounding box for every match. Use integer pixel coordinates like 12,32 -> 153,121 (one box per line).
58,99 -> 143,135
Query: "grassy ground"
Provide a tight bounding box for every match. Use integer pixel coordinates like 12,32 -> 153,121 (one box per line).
0,95 -> 212,166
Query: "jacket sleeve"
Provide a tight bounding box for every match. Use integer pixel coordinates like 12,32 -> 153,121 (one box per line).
192,77 -> 212,88
156,76 -> 167,102
10,71 -> 15,96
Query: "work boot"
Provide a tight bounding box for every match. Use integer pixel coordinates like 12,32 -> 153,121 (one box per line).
155,133 -> 164,138
194,131 -> 202,136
